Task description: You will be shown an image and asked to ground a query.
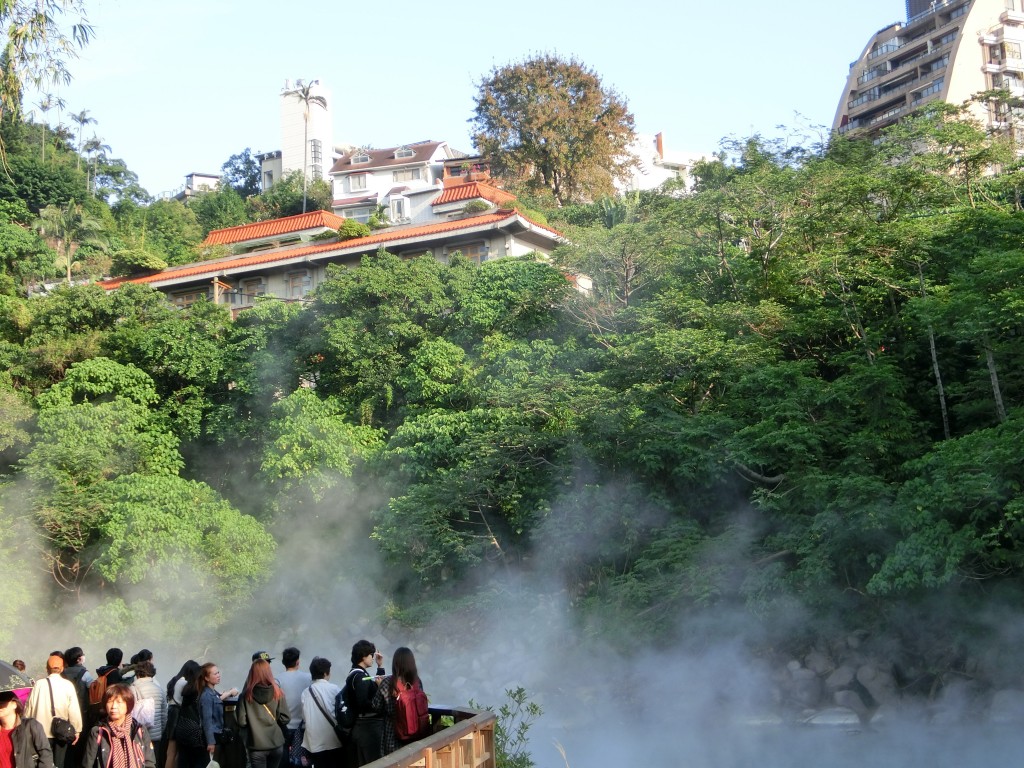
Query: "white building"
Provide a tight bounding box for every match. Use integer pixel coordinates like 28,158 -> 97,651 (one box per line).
259,78 -> 334,191
619,132 -> 707,193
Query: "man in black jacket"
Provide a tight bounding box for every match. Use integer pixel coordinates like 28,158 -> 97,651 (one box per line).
344,641 -> 384,767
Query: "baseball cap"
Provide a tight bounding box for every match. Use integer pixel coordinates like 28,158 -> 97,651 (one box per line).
252,651 -> 274,663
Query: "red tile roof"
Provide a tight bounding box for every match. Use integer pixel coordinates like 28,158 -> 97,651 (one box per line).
329,141 -> 445,174
99,210 -> 564,291
332,194 -> 378,207
202,210 -> 347,246
432,181 -> 516,207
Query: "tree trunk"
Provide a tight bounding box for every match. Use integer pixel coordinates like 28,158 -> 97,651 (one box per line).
983,335 -> 1008,423
917,264 -> 950,440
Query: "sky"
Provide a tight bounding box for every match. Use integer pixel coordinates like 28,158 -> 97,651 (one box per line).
33,0 -> 906,197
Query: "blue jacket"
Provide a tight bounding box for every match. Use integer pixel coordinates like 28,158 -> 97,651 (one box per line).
198,688 -> 223,748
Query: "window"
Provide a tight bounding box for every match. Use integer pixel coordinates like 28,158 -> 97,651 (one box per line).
395,148 -> 414,158
240,277 -> 265,304
170,289 -> 209,308
352,153 -> 371,164
343,208 -> 371,223
453,241 -> 489,264
350,174 -> 368,192
393,168 -> 421,182
1007,42 -> 1022,60
263,170 -> 274,190
390,198 -> 407,220
287,271 -> 312,300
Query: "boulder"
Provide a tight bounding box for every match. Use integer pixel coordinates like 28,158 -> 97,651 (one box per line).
825,665 -> 856,692
857,663 -> 897,705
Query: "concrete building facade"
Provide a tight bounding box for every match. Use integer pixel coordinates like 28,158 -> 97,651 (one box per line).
833,0 -> 1024,137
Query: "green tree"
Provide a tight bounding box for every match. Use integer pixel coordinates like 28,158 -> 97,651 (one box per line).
471,54 -> 636,205
34,198 -> 108,284
190,185 -> 249,236
69,108 -> 95,170
220,147 -> 262,199
285,81 -> 327,213
247,169 -> 331,221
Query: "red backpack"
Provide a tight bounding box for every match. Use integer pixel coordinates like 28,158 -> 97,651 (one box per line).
393,678 -> 429,742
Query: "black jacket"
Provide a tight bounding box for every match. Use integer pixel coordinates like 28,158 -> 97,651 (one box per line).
82,720 -> 154,768
9,717 -> 54,768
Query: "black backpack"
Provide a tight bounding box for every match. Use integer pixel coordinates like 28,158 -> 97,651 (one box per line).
336,670 -> 362,731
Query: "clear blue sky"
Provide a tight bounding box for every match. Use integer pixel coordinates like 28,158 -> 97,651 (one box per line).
35,0 -> 904,197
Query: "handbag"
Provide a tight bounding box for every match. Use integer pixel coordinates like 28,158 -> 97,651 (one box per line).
174,701 -> 205,747
46,679 -> 77,745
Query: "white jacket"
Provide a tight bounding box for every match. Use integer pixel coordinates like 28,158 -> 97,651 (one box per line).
300,680 -> 342,753
26,673 -> 83,738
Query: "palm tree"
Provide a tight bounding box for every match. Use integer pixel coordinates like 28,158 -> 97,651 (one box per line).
83,135 -> 111,196
35,199 -> 108,285
287,80 -> 327,213
34,94 -> 65,161
70,109 -> 97,170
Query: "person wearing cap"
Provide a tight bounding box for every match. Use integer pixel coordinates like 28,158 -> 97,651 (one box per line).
276,648 -> 310,768
24,655 -> 81,768
251,652 -> 273,665
0,689 -> 54,768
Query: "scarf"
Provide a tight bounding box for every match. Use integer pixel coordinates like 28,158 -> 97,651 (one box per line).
106,717 -> 142,768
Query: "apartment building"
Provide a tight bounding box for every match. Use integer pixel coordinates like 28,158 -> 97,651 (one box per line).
833,0 -> 1024,137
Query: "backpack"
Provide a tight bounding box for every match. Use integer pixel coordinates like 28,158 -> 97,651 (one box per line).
393,678 -> 429,742
89,670 -> 112,707
336,670 -> 361,732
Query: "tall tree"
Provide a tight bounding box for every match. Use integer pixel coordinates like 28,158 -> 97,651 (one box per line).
33,93 -> 64,160
0,0 -> 93,159
285,81 -> 327,213
471,55 -> 636,206
34,198 -> 108,284
69,108 -> 96,170
221,147 -> 262,199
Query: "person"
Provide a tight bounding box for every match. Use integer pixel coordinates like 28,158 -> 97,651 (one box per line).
234,660 -> 288,768
24,654 -> 81,768
165,663 -> 199,709
82,684 -> 155,768
0,689 -> 54,768
162,662 -> 200,768
11,662 -> 26,673
94,650 -> 124,689
180,663 -> 236,768
371,647 -> 427,756
129,663 -> 166,753
60,649 -> 90,768
345,641 -> 384,767
275,648 -> 309,768
299,658 -> 343,768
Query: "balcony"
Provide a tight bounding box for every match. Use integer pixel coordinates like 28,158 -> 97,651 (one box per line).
1001,10 -> 1024,24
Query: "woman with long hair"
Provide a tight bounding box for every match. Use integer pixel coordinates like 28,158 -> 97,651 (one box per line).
162,661 -> 200,768
177,664 -> 237,768
234,660 -> 289,768
371,647 -> 428,757
0,689 -> 54,768
82,684 -> 155,768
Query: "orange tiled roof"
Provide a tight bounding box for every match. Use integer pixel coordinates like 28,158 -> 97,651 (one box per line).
432,182 -> 516,208
202,210 -> 347,246
99,210 -> 564,291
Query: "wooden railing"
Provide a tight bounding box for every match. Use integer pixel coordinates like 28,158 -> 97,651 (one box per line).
367,706 -> 496,768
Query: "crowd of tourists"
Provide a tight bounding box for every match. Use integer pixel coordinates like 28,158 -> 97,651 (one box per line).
0,641 -> 431,768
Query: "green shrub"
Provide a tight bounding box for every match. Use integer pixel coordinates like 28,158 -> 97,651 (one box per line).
337,219 -> 372,240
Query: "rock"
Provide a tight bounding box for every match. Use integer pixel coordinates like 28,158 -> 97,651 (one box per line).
834,689 -> 870,722
801,706 -> 862,727
989,689 -> 1024,724
805,650 -> 834,676
825,665 -> 856,692
857,663 -> 897,705
789,667 -> 823,707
